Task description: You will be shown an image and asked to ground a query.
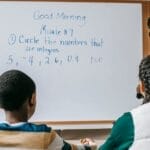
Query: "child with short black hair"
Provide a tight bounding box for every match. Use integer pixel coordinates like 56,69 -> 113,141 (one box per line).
0,70 -> 96,150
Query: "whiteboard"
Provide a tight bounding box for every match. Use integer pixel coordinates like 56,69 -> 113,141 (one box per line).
0,1 -> 142,121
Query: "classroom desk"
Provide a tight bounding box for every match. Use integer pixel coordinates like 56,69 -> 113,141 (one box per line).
48,123 -> 112,148
39,122 -> 113,147
61,128 -> 110,147
61,128 -> 111,139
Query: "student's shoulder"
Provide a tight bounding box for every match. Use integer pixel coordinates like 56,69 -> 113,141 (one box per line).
112,112 -> 134,135
131,102 -> 150,116
116,112 -> 133,125
0,122 -> 51,132
22,122 -> 52,132
99,112 -> 134,150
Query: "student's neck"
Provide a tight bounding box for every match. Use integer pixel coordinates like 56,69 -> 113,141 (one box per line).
5,111 -> 28,124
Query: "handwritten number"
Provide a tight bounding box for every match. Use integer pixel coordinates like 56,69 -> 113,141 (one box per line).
7,55 -> 13,64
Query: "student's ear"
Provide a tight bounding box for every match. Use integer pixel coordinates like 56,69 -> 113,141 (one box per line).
29,93 -> 36,107
139,81 -> 145,97
27,93 -> 36,119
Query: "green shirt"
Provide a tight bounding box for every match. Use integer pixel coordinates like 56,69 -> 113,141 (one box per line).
99,112 -> 134,150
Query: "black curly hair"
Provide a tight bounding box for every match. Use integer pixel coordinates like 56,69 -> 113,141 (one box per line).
0,70 -> 36,111
139,55 -> 150,104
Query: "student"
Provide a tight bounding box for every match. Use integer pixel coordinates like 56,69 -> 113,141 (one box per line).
99,55 -> 150,149
0,70 -> 96,150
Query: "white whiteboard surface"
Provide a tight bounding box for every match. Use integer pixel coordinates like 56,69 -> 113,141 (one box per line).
0,2 -> 142,121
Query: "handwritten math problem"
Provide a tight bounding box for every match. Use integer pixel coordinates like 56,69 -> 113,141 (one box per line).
6,54 -> 102,66
5,10 -> 104,67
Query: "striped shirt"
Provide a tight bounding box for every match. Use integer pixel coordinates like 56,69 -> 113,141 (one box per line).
0,122 -> 91,150
99,102 -> 150,150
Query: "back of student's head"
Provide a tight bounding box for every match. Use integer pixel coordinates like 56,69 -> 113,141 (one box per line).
139,55 -> 150,103
0,70 -> 36,111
